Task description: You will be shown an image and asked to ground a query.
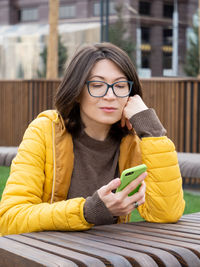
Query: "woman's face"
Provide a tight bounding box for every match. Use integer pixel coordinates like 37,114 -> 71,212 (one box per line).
79,59 -> 129,131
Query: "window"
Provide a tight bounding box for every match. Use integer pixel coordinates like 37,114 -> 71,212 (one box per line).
163,3 -> 173,18
141,51 -> 150,68
59,5 -> 76,19
139,1 -> 151,16
20,8 -> 38,22
93,1 -> 116,16
93,2 -> 99,16
163,52 -> 172,69
163,28 -> 172,46
141,27 -> 150,44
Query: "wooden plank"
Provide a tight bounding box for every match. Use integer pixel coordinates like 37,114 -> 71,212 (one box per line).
181,213 -> 200,219
74,229 -> 200,267
42,231 -> 181,267
176,219 -> 200,228
22,232 -> 132,267
99,222 -> 200,244
0,237 -> 77,267
86,226 -> 200,266
5,235 -> 105,267
173,81 -> 179,148
186,82 -> 191,152
25,232 -> 159,267
178,81 -> 185,151
129,222 -> 200,235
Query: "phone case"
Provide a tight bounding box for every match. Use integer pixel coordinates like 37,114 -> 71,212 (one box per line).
116,164 -> 147,196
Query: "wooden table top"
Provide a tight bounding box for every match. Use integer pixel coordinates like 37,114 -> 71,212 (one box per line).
1,212 -> 200,267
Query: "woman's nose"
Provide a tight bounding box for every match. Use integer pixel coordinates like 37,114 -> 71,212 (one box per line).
103,87 -> 116,99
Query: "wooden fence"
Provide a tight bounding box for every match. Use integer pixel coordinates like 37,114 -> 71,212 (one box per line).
141,78 -> 200,153
0,78 -> 199,153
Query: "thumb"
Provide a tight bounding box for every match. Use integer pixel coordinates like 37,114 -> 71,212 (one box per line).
103,178 -> 121,194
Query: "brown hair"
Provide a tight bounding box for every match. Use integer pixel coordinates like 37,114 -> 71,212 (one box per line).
55,42 -> 143,138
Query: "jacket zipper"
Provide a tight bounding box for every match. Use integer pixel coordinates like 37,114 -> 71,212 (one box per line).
50,121 -> 56,204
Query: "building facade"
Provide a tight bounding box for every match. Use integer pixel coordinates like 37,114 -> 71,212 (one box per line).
0,0 -> 198,77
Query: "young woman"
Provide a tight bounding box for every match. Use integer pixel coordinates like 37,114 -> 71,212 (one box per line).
0,43 -> 185,235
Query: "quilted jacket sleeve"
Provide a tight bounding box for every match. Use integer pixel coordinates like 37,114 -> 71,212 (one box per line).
138,136 -> 185,223
0,118 -> 92,235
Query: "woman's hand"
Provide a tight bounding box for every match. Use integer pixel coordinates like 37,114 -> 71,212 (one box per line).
97,172 -> 147,217
121,94 -> 148,130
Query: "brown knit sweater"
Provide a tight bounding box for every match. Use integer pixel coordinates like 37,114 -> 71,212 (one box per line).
67,108 -> 166,225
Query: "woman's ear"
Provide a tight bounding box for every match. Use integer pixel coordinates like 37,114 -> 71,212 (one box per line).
76,95 -> 82,103
76,89 -> 84,104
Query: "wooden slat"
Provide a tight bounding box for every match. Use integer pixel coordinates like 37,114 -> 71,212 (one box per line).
23,232 -> 132,267
193,82 -> 198,152
85,226 -> 200,266
5,235 -> 105,267
178,81 -> 185,152
46,231 -> 181,267
0,237 -> 77,267
6,233 -> 158,267
31,232 -> 158,267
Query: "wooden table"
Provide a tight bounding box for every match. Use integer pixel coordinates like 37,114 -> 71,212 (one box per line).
1,212 -> 200,267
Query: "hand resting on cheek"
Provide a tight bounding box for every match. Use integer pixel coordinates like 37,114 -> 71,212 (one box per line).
121,94 -> 148,130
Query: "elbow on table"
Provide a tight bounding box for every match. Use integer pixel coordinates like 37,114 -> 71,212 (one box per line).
144,212 -> 184,224
157,202 -> 185,223
140,200 -> 185,223
165,198 -> 186,223
162,212 -> 183,223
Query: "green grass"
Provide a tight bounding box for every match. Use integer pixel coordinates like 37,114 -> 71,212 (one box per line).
1,167 -> 200,221
183,191 -> 200,214
0,166 -> 10,199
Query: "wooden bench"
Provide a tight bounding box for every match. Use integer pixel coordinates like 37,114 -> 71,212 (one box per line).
1,212 -> 200,266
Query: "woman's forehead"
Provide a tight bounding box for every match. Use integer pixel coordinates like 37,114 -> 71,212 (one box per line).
89,59 -> 126,78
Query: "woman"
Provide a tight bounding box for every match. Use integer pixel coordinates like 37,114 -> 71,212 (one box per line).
0,43 -> 185,235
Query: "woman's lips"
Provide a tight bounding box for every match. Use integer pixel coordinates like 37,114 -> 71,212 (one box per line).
100,107 -> 117,113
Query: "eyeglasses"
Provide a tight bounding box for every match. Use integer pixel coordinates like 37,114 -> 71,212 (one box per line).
86,81 -> 133,98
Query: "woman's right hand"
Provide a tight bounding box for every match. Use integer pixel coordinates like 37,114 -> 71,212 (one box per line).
97,172 -> 147,217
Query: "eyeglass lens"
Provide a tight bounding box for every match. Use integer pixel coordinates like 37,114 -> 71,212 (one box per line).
88,81 -> 131,97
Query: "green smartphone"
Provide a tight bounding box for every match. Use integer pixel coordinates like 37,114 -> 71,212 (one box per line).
116,164 -> 147,196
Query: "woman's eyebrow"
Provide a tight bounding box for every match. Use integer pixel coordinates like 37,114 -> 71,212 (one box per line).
114,76 -> 127,81
89,75 -> 104,80
89,75 -> 127,81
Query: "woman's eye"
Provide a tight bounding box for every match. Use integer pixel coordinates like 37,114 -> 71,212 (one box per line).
92,83 -> 103,88
115,84 -> 125,89
115,82 -> 128,89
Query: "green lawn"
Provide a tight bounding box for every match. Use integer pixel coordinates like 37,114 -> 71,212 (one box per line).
0,166 -> 10,199
1,166 -> 200,221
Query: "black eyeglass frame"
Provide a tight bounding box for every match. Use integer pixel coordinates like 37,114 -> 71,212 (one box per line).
86,80 -> 133,98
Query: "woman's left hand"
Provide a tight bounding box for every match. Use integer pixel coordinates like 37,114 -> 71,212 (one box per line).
121,94 -> 148,130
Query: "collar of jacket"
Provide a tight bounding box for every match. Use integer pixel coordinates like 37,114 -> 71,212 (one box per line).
50,111 -> 142,206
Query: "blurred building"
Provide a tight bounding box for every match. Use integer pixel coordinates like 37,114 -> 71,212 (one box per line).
0,0 -> 198,78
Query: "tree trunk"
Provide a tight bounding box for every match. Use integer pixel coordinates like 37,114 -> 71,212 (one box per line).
46,0 -> 59,79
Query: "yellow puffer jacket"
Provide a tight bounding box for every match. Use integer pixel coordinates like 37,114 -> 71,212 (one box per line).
0,110 -> 185,235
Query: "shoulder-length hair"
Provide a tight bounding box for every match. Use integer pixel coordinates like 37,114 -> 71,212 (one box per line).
55,42 -> 143,139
